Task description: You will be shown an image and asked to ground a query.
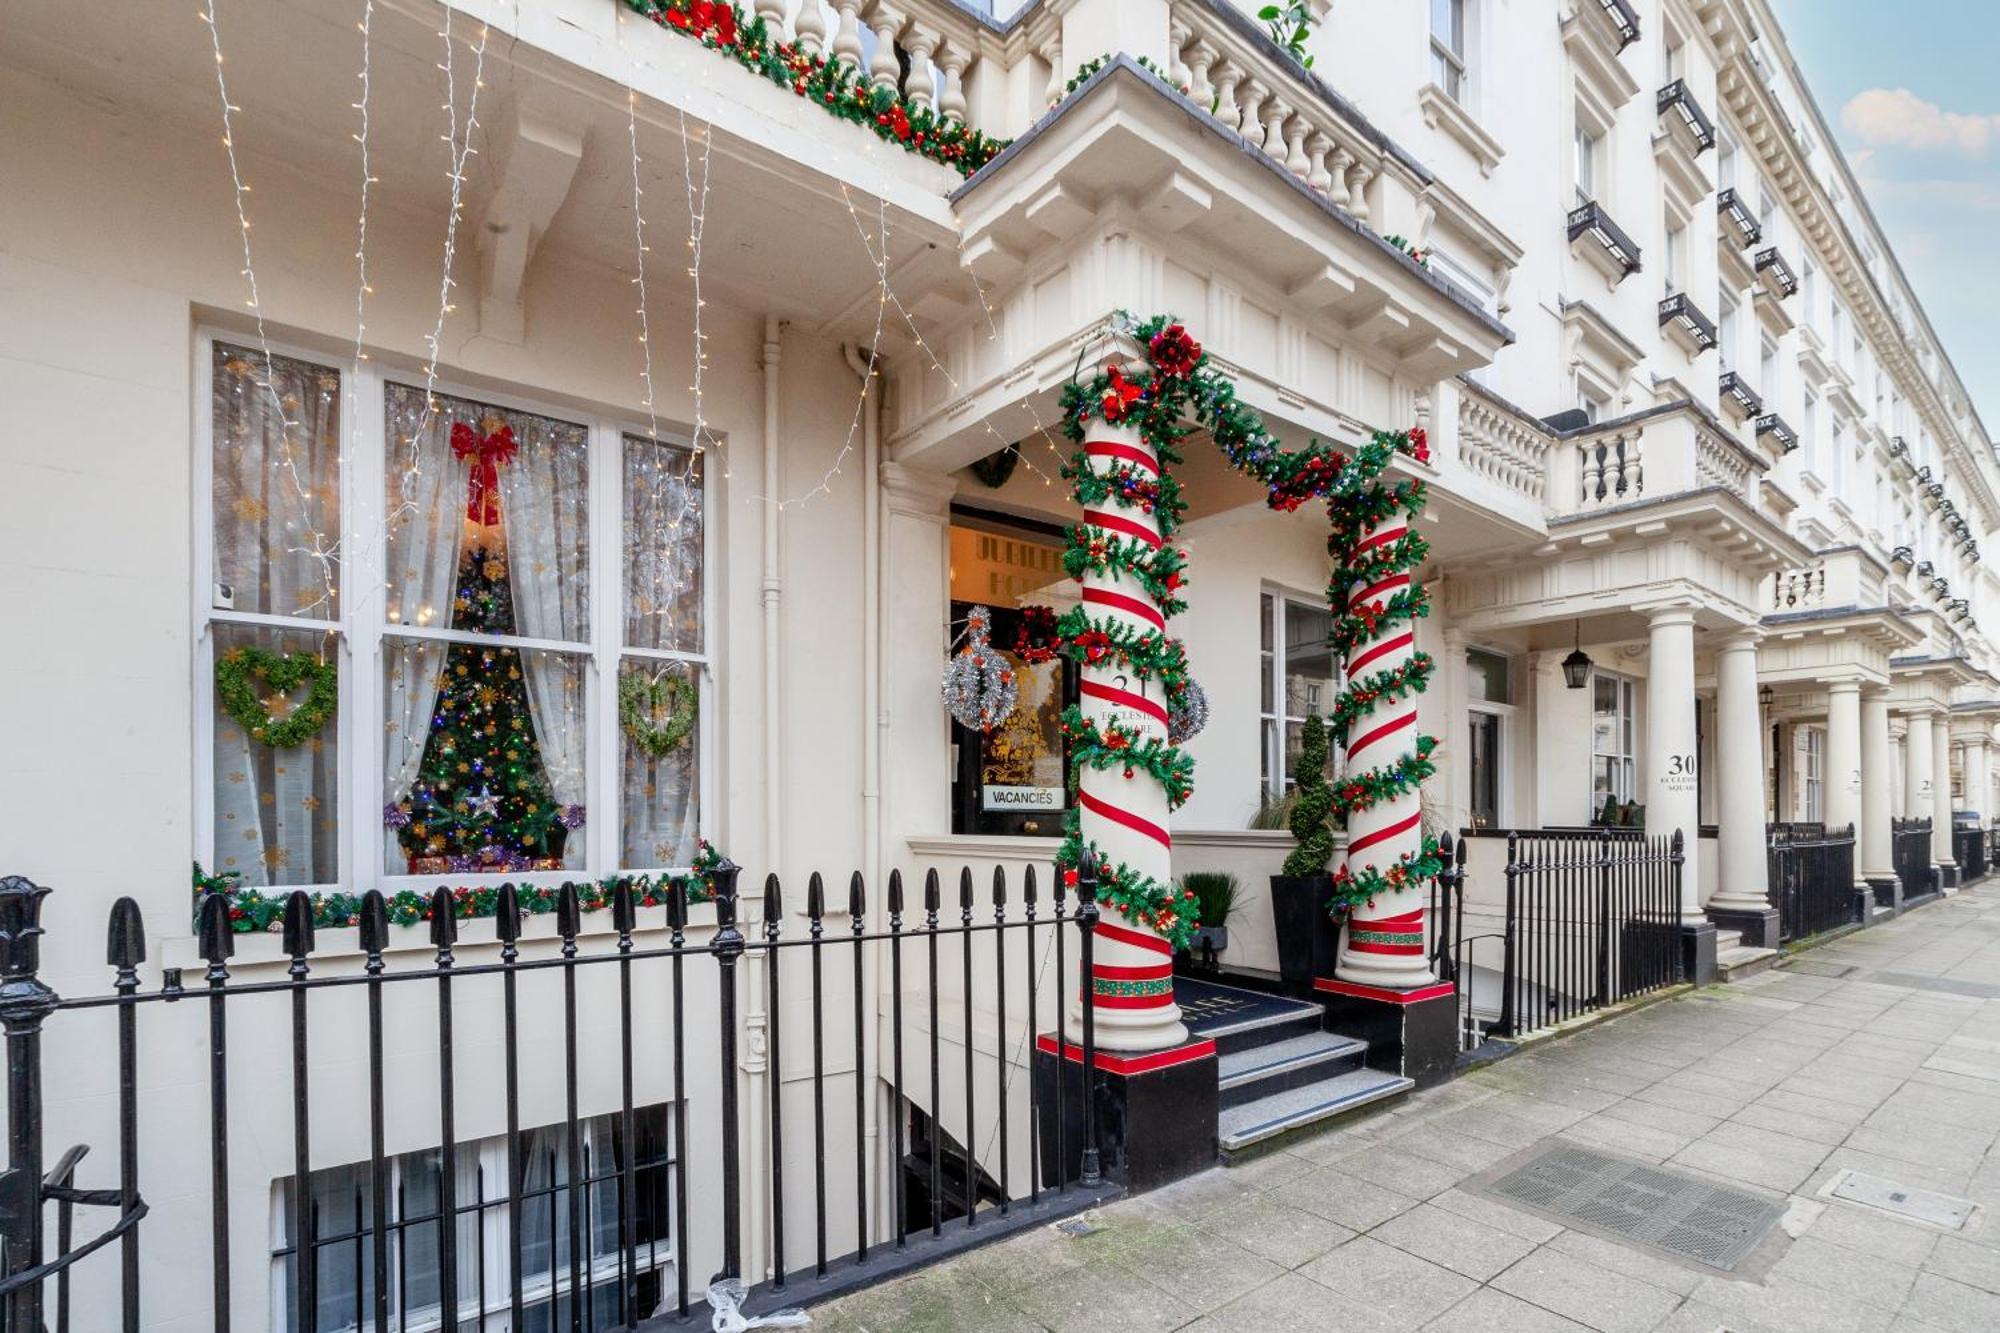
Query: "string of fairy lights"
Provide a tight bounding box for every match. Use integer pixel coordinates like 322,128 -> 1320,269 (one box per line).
393,5 -> 492,528
200,0 -> 342,619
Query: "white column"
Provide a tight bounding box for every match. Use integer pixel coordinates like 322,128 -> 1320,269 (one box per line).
1824,680 -> 1862,837
1860,688 -> 1895,883
1710,634 -> 1768,911
1891,719 -> 1909,818
1440,627 -> 1470,834
1904,711 -> 1934,841
1066,420 -> 1189,1051
1966,734 -> 1991,821
1933,715 -> 1955,869
1644,607 -> 1701,912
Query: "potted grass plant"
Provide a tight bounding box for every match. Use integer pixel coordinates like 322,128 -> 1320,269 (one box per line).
1181,871 -> 1239,962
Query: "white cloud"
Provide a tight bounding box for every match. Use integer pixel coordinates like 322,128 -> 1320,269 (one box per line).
1841,87 -> 2000,156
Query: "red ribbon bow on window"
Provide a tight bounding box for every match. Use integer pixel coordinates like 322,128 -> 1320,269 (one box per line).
451,421 -> 518,526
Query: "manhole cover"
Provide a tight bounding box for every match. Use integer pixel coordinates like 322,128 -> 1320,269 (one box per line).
1824,1170 -> 1976,1230
1484,1145 -> 1783,1271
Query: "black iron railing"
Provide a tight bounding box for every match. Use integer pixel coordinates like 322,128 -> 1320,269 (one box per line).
1755,246 -> 1799,297
1717,187 -> 1762,247
1659,292 -> 1719,350
1441,830 -> 1684,1048
1656,79 -> 1715,150
1893,816 -> 1935,902
0,859 -> 1117,1332
1567,200 -> 1642,279
1954,822 -> 1988,882
1768,822 -> 1857,943
1719,370 -> 1763,416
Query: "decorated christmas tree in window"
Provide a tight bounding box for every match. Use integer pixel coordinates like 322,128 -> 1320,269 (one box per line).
388,421 -> 578,873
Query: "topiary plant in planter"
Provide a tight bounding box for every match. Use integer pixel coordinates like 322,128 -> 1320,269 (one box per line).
1270,712 -> 1340,990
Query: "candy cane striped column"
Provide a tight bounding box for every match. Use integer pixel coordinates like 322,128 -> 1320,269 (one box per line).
1067,419 -> 1190,1052
1333,510 -> 1436,988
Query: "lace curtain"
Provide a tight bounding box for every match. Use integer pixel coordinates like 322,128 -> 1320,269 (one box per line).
621,437 -> 704,867
209,346 -> 341,887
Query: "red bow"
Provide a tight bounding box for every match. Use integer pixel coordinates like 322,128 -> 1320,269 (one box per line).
451,421 -> 517,526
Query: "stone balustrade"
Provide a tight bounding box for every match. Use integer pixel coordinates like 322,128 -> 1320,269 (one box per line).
1457,382 -> 1550,504
1551,404 -> 1769,517
1163,0 -> 1405,222
1767,545 -> 1890,616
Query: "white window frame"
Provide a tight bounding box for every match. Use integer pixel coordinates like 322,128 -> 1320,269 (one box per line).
193,327 -> 717,901
269,1104 -> 679,1332
1574,124 -> 1602,206
1260,589 -> 1338,798
1800,727 -> 1824,822
1430,0 -> 1469,104
1465,645 -> 1514,830
1590,670 -> 1638,812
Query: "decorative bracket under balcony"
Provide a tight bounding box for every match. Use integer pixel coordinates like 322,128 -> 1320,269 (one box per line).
1567,200 -> 1642,284
1656,80 -> 1715,153
1719,369 -> 1763,419
1756,412 -> 1798,452
1754,246 -> 1799,297
1659,291 -> 1718,356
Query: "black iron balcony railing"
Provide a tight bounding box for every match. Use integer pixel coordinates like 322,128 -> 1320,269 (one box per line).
1755,246 -> 1799,297
1755,412 -> 1798,451
1596,0 -> 1642,49
1717,188 -> 1762,247
1567,200 -> 1642,279
1656,80 -> 1715,151
1659,292 -> 1718,350
1719,370 -> 1763,416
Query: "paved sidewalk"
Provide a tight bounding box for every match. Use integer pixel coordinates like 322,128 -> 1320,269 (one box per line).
810,885 -> 2000,1332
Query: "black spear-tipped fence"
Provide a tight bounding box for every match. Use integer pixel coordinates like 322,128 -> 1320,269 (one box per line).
1768,822 -> 1859,942
0,856 -> 1119,1333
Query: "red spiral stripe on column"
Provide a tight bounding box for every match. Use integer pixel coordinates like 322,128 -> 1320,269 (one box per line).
1081,679 -> 1171,728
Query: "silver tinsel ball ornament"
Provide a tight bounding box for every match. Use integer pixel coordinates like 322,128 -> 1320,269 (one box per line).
941,605 -> 1019,732
1167,677 -> 1209,745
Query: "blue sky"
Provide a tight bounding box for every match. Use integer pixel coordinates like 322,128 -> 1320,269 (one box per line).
1769,0 -> 2000,429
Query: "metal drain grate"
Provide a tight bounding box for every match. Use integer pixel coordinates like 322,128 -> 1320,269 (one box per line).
1486,1145 -> 1783,1271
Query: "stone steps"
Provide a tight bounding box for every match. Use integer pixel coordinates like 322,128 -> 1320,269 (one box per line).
1716,944 -> 1780,982
1217,1067 -> 1414,1154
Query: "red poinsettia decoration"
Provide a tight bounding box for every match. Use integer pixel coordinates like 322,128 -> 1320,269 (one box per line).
1100,365 -> 1145,424
1076,628 -> 1112,663
1148,323 -> 1201,378
1407,426 -> 1430,465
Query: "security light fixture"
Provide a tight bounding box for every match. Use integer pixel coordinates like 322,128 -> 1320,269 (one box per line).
1760,683 -> 1775,711
1562,621 -> 1593,690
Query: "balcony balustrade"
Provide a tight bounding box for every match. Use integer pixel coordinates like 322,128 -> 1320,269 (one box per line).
1716,188 -> 1761,247
1659,291 -> 1718,355
1457,382 -> 1552,505
1568,199 -> 1642,283
1656,79 -> 1715,152
1755,412 -> 1798,451
1719,369 -> 1763,418
1755,246 -> 1799,297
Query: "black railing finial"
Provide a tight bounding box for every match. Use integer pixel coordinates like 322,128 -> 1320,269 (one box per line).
281,890 -> 316,966
1022,863 -> 1038,905
494,882 -> 523,945
887,867 -> 904,918
358,890 -> 389,966
556,881 -> 582,946
612,879 -> 637,939
992,864 -> 1008,909
807,870 -> 825,922
196,891 -> 235,969
848,870 -> 865,920
106,897 -> 146,977
0,875 -> 51,984
923,867 -> 941,916
428,887 -> 458,956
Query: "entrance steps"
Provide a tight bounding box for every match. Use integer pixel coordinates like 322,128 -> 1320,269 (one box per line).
1712,927 -> 1779,983
1175,977 -> 1410,1157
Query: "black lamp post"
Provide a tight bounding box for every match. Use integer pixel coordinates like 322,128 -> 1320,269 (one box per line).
1561,621 -> 1593,690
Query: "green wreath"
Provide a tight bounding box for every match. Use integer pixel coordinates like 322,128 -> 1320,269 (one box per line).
215,646 -> 338,749
620,671 -> 697,758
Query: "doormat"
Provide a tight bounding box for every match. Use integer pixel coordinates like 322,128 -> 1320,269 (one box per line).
1481,1143 -> 1784,1272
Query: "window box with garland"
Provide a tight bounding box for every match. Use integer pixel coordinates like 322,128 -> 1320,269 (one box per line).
196,333 -> 713,927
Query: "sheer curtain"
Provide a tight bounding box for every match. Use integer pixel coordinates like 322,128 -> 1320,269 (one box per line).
381,384 -> 467,871
621,437 -> 703,868
209,345 -> 340,887
500,413 -> 591,868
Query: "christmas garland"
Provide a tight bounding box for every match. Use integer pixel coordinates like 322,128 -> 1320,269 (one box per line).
1331,735 -> 1438,822
1057,53 -> 1190,104
1053,812 -> 1201,946
1327,838 -> 1444,913
619,671 -> 698,758
1054,608 -> 1191,691
1061,527 -> 1190,616
1326,654 -> 1434,747
215,646 -> 338,749
1013,605 -> 1060,664
192,840 -> 728,935
1060,706 -> 1195,809
622,0 -> 1004,177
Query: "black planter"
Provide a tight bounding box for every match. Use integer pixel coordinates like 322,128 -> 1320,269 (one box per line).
1269,873 -> 1338,992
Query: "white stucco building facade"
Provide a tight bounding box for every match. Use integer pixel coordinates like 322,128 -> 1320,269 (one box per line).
3,0 -> 1997,1326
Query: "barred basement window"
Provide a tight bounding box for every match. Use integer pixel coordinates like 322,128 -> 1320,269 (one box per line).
271,1105 -> 676,1332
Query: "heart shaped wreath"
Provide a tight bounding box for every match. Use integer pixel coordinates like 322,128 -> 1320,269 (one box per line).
215,646 -> 338,749
619,671 -> 698,758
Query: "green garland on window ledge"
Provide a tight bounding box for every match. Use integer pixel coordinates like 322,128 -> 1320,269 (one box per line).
621,0 -> 1005,177
191,840 -> 727,935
